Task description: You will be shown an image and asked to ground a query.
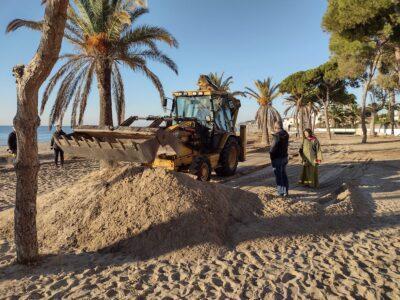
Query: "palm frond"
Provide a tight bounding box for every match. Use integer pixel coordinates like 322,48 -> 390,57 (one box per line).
244,87 -> 260,99
246,78 -> 280,106
49,71 -> 77,126
138,64 -> 165,105
73,0 -> 96,34
121,25 -> 179,48
76,64 -> 94,125
134,49 -> 178,74
70,68 -> 89,127
41,56 -> 88,114
129,7 -> 149,22
231,91 -> 247,97
57,66 -> 90,125
6,19 -> 43,33
119,53 -> 165,104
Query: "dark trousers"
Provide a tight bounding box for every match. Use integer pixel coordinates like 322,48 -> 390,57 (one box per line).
54,148 -> 64,166
271,157 -> 289,195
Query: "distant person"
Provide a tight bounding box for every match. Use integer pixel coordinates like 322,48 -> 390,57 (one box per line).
51,125 -> 66,167
299,128 -> 323,188
269,121 -> 289,197
7,127 -> 17,156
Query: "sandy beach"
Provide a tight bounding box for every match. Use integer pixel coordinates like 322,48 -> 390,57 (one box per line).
0,134 -> 399,299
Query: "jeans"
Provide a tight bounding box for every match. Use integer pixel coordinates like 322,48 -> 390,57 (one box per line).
54,148 -> 64,166
271,157 -> 289,195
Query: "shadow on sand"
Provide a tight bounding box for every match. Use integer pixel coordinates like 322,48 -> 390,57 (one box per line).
1,159 -> 400,280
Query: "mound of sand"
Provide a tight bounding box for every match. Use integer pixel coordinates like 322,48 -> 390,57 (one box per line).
0,166 -> 364,260
1,166 -> 262,260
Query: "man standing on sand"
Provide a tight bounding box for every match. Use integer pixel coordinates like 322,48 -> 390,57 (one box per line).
269,121 -> 290,197
51,125 -> 66,167
7,127 -> 17,156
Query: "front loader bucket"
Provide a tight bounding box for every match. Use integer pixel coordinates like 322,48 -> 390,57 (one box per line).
55,126 -> 162,164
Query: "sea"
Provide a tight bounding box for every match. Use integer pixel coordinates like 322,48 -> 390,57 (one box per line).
0,126 -> 72,147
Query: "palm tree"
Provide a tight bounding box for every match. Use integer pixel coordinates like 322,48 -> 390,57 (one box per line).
245,78 -> 281,145
328,102 -> 360,128
306,99 -> 321,131
367,84 -> 387,136
329,104 -> 346,128
284,96 -> 304,136
207,72 -> 246,97
7,0 -> 178,127
285,95 -> 319,135
344,103 -> 361,128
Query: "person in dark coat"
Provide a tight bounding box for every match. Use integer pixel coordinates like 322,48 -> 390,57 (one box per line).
7,128 -> 17,155
269,121 -> 290,197
51,125 -> 66,167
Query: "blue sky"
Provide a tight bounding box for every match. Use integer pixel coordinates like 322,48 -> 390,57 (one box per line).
0,0 -> 331,126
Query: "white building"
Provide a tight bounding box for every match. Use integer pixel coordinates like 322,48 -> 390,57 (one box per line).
282,117 -> 296,132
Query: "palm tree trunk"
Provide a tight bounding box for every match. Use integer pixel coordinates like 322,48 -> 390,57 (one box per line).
95,59 -> 116,168
12,0 -> 68,264
265,106 -> 270,145
96,59 -> 113,127
390,89 -> 396,135
261,108 -> 268,145
312,111 -> 317,132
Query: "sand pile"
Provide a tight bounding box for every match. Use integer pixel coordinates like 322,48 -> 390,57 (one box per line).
0,167 -> 365,260
1,166 -> 261,259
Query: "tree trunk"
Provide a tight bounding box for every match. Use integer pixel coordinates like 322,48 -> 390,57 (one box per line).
299,107 -> 305,137
306,104 -> 312,130
395,46 -> 400,85
323,104 -> 332,140
260,107 -> 269,146
360,83 -> 369,143
324,90 -> 332,140
312,112 -> 317,132
11,0 -> 68,264
95,59 -> 113,127
95,59 -> 116,169
389,89 -> 396,135
13,67 -> 40,264
370,110 -> 376,137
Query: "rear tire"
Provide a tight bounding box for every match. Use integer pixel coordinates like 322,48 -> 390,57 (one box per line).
215,137 -> 239,177
190,156 -> 211,181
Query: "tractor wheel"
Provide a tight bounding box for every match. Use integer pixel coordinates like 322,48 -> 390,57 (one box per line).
190,156 -> 211,182
215,137 -> 240,177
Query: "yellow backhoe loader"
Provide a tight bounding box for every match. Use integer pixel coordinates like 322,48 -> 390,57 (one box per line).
55,77 -> 246,181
